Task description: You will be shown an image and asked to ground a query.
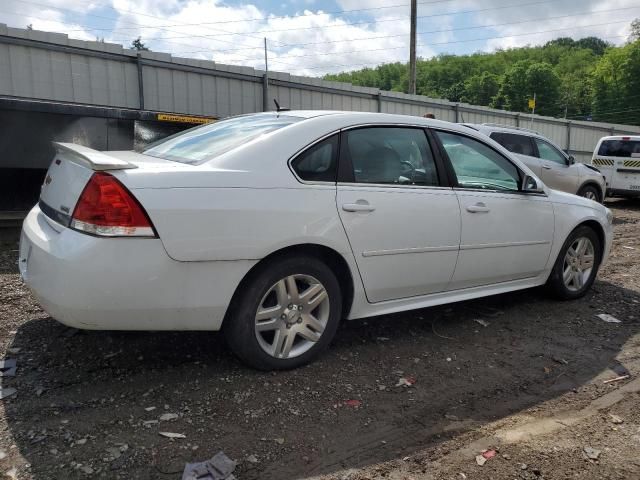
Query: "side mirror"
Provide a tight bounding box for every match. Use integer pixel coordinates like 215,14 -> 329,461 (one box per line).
522,175 -> 544,193
567,155 -> 575,165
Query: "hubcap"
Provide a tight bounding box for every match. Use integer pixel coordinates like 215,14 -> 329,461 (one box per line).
583,190 -> 597,201
254,274 -> 330,359
562,237 -> 595,292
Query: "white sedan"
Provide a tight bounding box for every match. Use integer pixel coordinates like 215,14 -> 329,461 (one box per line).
20,111 -> 613,369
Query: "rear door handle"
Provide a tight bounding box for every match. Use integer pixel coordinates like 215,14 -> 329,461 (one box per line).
466,202 -> 490,213
542,164 -> 552,170
342,202 -> 375,212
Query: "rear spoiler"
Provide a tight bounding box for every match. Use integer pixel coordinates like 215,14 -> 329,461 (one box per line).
53,142 -> 137,171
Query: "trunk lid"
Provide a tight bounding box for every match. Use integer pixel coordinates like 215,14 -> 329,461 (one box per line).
39,143 -> 137,226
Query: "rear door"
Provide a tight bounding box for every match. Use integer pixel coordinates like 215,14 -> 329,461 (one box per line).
336,126 -> 461,303
433,130 -> 554,290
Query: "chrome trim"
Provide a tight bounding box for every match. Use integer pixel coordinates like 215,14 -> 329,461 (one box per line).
363,245 -> 458,257
460,240 -> 550,251
453,187 -> 547,197
337,182 -> 453,191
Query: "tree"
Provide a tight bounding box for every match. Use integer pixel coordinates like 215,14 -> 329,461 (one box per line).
525,63 -> 561,116
575,37 -> 611,56
629,18 -> 640,43
494,61 -> 531,111
131,37 -> 149,51
462,72 -> 500,106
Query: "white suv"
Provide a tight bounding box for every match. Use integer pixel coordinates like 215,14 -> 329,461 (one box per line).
464,123 -> 606,202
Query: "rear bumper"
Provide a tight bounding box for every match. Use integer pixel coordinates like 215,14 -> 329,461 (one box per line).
19,206 -> 256,330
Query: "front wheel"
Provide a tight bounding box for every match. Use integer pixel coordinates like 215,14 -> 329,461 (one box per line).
224,255 -> 342,370
577,185 -> 601,203
546,226 -> 602,300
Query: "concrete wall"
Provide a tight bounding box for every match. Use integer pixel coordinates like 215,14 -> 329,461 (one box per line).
2,23 -> 640,164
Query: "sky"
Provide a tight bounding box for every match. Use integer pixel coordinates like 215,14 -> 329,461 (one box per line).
0,0 -> 638,76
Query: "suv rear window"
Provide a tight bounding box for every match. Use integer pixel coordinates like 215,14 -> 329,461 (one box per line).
489,132 -> 535,156
597,139 -> 640,158
143,114 -> 301,165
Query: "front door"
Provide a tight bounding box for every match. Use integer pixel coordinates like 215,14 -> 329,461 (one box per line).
534,137 -> 579,193
336,126 -> 461,303
433,130 -> 554,290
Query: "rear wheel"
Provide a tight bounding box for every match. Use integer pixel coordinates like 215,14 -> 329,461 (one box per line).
224,255 -> 342,370
577,184 -> 601,202
546,226 -> 602,300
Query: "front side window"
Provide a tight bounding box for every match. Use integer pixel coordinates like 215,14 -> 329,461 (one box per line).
342,127 -> 439,186
291,135 -> 338,182
435,131 -> 520,191
534,138 -> 567,165
490,132 -> 535,157
143,114 -> 301,165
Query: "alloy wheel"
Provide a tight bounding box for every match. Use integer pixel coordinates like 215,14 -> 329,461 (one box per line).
254,274 -> 330,359
562,237 -> 595,292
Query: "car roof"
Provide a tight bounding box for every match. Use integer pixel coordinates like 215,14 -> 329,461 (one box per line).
598,135 -> 640,141
463,123 -> 543,138
247,110 -> 470,133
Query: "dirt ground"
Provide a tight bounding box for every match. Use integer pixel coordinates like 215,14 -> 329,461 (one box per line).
0,200 -> 639,480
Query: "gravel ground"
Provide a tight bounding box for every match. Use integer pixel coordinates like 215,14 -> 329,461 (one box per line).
0,199 -> 639,480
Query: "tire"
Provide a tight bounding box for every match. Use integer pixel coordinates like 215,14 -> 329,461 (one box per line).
546,225 -> 602,300
577,184 -> 601,203
224,255 -> 342,370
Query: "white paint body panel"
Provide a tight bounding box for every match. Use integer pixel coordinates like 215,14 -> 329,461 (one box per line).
337,185 -> 460,302
20,111 -> 614,331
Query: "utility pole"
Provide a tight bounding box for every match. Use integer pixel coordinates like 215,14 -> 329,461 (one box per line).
408,0 -> 417,95
262,37 -> 269,112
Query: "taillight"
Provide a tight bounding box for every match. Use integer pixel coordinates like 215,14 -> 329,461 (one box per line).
70,172 -> 156,237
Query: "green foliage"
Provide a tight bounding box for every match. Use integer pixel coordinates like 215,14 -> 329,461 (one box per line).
131,37 -> 149,51
324,26 -> 640,125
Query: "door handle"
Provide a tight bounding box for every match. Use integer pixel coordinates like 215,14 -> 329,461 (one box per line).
342,202 -> 375,212
542,164 -> 552,170
466,202 -> 490,213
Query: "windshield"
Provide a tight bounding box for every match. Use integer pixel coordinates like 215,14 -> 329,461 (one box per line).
143,114 -> 301,165
597,139 -> 640,158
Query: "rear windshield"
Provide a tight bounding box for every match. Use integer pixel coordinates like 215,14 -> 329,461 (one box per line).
597,139 -> 640,158
143,114 -> 301,165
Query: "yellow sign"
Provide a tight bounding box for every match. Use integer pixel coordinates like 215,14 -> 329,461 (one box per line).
157,113 -> 216,124
528,98 -> 536,109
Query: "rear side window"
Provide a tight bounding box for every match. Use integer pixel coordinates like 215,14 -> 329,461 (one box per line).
489,132 -> 535,156
143,114 -> 301,165
291,135 -> 338,182
341,127 -> 440,186
597,139 -> 640,158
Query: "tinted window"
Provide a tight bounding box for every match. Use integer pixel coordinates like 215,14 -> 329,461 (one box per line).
143,114 -> 300,165
597,139 -> 640,158
343,128 -> 439,186
490,132 -> 535,156
291,135 -> 338,182
436,131 -> 520,191
534,138 -> 567,165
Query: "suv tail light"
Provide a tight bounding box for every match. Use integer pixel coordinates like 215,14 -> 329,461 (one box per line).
71,172 -> 156,237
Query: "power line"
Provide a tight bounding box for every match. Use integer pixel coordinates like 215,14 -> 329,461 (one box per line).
261,22 -> 629,63
52,0 -> 462,30
22,0 -> 566,38
270,33 -> 628,72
